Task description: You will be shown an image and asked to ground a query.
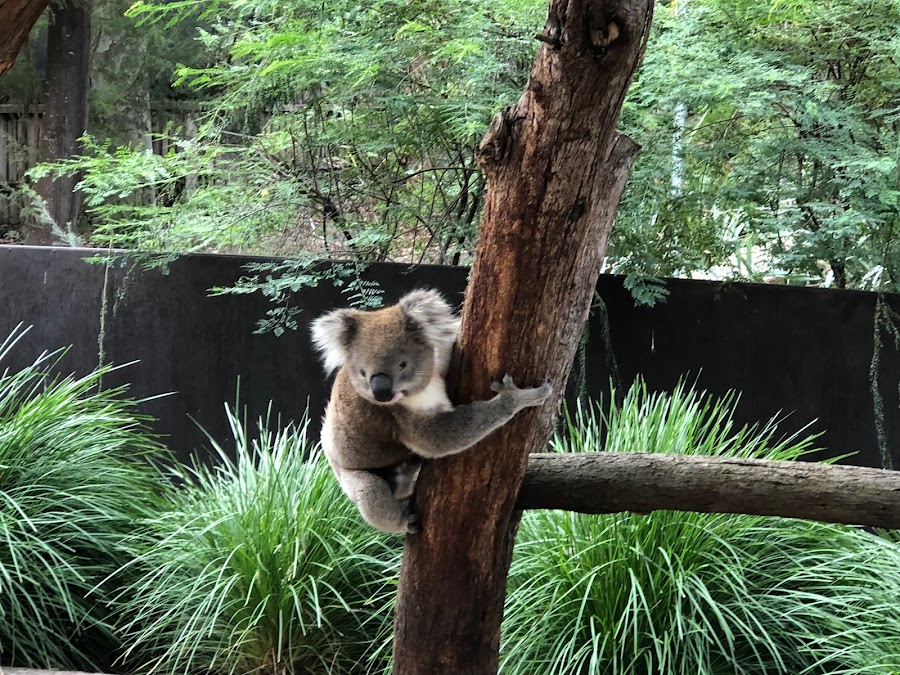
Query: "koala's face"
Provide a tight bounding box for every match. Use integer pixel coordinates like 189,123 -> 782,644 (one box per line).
344,308 -> 436,405
311,288 -> 459,406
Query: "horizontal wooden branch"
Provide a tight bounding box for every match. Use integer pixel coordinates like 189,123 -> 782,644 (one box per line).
518,453 -> 900,530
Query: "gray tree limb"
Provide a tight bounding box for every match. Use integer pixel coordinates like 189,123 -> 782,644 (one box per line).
0,0 -> 50,76
519,453 -> 900,529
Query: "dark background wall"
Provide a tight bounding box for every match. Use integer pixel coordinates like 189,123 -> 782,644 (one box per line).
1,244 -> 897,469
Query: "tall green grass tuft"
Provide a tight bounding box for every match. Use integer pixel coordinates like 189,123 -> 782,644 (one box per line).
502,380 -> 900,675
114,406 -> 400,675
0,325 -> 172,670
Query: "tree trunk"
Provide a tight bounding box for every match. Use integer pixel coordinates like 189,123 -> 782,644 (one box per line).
392,1 -> 653,673
519,453 -> 900,529
0,0 -> 51,76
31,0 -> 91,245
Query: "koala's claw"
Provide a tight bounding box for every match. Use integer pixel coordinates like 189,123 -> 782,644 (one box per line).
402,503 -> 421,534
490,373 -> 517,393
525,379 -> 553,407
491,374 -> 553,408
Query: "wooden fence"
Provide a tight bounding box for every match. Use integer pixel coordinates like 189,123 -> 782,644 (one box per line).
0,103 -> 196,234
0,104 -> 43,232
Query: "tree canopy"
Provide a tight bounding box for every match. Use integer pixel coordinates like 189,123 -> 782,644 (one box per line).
6,0 -> 900,295
615,0 -> 900,292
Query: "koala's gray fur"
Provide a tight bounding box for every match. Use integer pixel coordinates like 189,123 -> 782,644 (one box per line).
310,289 -> 552,534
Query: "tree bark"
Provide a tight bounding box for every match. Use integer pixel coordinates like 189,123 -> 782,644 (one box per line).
393,1 -> 653,673
518,453 -> 900,529
0,0 -> 51,76
31,0 -> 91,245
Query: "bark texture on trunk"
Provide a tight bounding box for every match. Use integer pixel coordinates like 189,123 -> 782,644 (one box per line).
31,0 -> 90,244
393,1 -> 653,673
0,0 -> 51,76
519,453 -> 900,529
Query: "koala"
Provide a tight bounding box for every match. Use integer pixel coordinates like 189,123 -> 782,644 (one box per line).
310,289 -> 552,534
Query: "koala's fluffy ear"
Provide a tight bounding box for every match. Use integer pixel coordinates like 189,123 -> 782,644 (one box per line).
399,289 -> 460,350
310,308 -> 359,374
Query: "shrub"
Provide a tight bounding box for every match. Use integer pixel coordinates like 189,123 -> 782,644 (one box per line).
502,381 -> 900,675
0,325 -> 171,670
114,406 -> 399,675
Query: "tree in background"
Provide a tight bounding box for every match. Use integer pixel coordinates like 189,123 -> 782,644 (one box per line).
0,0 -> 208,243
13,0 -> 900,297
0,0 -> 51,76
25,0 -> 545,259
30,0 -> 91,244
613,0 -> 900,291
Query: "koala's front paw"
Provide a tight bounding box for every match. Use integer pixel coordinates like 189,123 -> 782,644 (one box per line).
491,374 -> 553,410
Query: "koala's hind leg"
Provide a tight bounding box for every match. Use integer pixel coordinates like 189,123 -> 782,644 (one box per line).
338,469 -> 420,534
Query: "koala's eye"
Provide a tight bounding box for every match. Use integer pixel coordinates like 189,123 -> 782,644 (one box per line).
359,369 -> 367,378
399,361 -> 408,370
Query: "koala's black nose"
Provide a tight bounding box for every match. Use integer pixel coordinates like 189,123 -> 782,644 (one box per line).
370,373 -> 394,402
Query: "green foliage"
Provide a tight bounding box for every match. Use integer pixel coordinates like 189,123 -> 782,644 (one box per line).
112,406 -> 399,675
27,131 -> 290,253
5,325 -> 900,675
31,0 -> 546,267
89,0 -> 209,149
622,273 -> 670,307
613,0 -> 900,290
502,381 -> 900,674
14,0 -> 900,302
211,257 -> 384,335
0,325 -> 172,671
22,0 -> 900,306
